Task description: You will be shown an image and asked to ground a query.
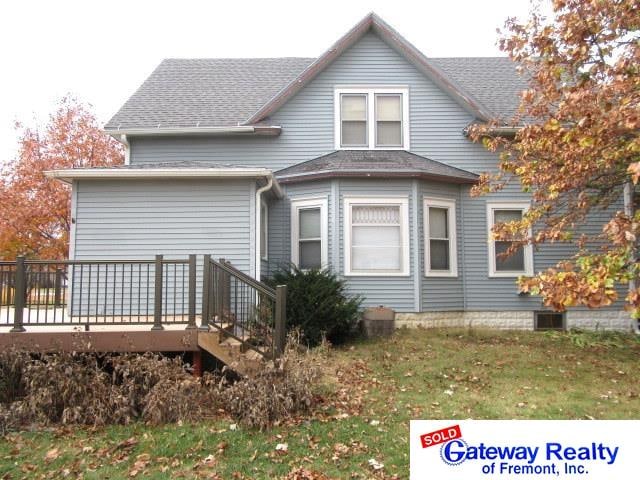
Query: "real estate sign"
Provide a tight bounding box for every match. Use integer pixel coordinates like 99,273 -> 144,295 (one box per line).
410,420 -> 637,479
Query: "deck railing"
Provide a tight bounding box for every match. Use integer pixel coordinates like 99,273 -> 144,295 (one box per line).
0,255 -> 197,331
202,256 -> 286,358
1,254 -> 286,358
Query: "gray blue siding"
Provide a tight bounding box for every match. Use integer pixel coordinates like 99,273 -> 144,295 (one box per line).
82,29 -> 620,314
74,179 -> 254,273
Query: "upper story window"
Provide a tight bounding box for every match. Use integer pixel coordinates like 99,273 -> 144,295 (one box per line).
335,87 -> 409,150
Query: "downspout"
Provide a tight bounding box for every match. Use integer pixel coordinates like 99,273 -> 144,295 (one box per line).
623,181 -> 640,335
255,176 -> 273,281
120,134 -> 131,165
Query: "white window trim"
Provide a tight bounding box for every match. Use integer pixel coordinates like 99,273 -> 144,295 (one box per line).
291,197 -> 328,269
334,86 -> 410,150
486,202 -> 534,278
343,196 -> 410,277
260,199 -> 268,261
424,197 -> 458,277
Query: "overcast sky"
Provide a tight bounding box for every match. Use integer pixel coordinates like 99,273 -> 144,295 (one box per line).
0,0 -> 535,162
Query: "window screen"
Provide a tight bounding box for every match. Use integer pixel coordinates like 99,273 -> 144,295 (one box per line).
298,208 -> 322,269
428,207 -> 450,271
493,209 -> 525,272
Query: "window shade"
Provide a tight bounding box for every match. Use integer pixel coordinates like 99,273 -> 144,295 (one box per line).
299,208 -> 321,239
429,207 -> 448,239
375,95 -> 401,121
341,95 -> 366,120
351,205 -> 402,272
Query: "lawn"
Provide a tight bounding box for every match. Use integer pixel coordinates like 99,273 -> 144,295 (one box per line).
1,328 -> 639,479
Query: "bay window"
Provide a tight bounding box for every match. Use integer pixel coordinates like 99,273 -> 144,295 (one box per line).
424,198 -> 457,276
291,198 -> 328,270
486,202 -> 533,277
344,197 -> 409,276
335,87 -> 409,149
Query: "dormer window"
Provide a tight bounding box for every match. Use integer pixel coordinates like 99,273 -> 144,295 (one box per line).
335,87 -> 409,150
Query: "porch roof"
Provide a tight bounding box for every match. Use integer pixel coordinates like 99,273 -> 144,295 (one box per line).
45,161 -> 284,197
275,150 -> 479,184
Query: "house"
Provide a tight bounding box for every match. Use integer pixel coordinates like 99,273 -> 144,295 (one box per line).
47,12 -> 629,332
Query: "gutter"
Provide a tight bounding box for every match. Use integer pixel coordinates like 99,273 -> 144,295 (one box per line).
105,125 -> 281,138
276,169 -> 478,185
119,134 -> 130,165
46,168 -> 285,198
463,125 -> 523,138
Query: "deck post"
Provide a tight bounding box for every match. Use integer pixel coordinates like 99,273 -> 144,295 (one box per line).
192,350 -> 203,377
216,258 -> 225,324
186,254 -> 197,329
152,255 -> 164,330
11,256 -> 26,332
53,267 -> 63,307
274,284 -> 287,358
200,254 -> 211,330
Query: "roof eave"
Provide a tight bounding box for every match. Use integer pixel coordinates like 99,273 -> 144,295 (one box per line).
103,125 -> 282,138
463,124 -> 524,138
45,168 -> 284,198
276,170 -> 478,185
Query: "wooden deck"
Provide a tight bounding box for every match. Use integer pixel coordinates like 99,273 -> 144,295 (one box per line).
0,328 -> 200,353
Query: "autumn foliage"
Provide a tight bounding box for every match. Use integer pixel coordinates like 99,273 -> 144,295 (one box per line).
469,0 -> 640,316
0,97 -> 123,260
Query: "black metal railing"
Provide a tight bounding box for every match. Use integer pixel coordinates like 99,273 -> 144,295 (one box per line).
202,256 -> 286,358
2,254 -> 286,358
0,255 -> 197,331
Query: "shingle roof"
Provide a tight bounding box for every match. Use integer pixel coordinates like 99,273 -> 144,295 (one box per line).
105,14 -> 529,131
59,161 -> 262,170
105,56 -> 525,130
275,150 -> 479,184
105,58 -> 314,129
430,57 -> 528,122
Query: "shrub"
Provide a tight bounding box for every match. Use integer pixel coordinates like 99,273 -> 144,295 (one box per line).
269,266 -> 362,346
0,351 -> 220,430
0,336 -> 327,432
0,348 -> 27,404
219,333 -> 324,429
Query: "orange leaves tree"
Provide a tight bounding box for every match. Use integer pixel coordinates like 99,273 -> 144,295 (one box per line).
0,97 -> 123,259
469,0 -> 640,316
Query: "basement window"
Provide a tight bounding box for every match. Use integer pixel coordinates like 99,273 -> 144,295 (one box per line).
535,312 -> 564,331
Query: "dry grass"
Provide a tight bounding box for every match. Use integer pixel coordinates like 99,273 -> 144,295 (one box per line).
0,328 -> 639,479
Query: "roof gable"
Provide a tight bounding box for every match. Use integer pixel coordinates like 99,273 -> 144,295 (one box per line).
104,14 -> 526,132
242,12 -> 497,125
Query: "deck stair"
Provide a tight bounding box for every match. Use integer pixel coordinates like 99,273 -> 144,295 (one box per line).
197,256 -> 287,376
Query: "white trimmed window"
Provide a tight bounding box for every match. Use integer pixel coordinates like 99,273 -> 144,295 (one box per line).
260,200 -> 268,260
335,87 -> 410,150
424,198 -> 457,277
291,198 -> 328,270
487,202 -> 533,277
344,197 -> 410,276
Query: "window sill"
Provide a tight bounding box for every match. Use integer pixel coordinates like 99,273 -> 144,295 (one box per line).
337,146 -> 406,151
425,272 -> 458,278
344,272 -> 410,277
488,272 -> 531,278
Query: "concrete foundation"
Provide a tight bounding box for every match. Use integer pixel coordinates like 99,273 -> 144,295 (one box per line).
396,310 -> 634,332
